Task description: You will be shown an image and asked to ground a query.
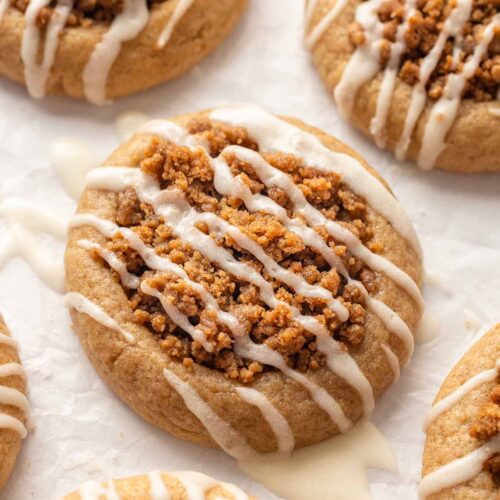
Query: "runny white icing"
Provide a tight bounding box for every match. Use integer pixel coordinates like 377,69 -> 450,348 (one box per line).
69,106 -> 423,454
424,359 -> 500,431
308,0 -> 499,170
420,352 -> 500,497
239,420 -> 397,500
305,0 -> 349,49
157,0 -> 195,48
415,312 -> 440,344
162,368 -> 254,459
49,139 -> 100,200
115,111 -> 150,142
64,292 -> 136,344
0,199 -> 67,293
147,471 -> 171,500
236,386 -> 295,454
18,0 -> 194,103
0,331 -> 29,438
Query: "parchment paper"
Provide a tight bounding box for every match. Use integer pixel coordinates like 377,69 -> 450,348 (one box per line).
0,1 -> 499,498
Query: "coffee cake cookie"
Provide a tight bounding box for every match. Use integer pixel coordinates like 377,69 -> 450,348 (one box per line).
65,104 -> 423,455
420,323 -> 500,499
64,470 -> 252,499
0,315 -> 30,489
305,0 -> 500,173
0,0 -> 247,104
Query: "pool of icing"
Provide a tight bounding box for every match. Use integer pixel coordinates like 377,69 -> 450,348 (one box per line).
0,1 -> 499,498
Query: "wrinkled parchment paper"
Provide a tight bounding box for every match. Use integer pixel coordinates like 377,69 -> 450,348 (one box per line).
1,1 -> 499,498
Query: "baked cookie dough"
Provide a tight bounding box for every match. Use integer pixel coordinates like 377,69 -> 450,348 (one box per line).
0,315 -> 30,489
63,470 -> 253,499
0,0 -> 248,104
305,0 -> 500,173
420,323 -> 500,499
65,104 -> 423,456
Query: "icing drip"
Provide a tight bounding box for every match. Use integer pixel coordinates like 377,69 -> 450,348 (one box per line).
21,0 -> 74,98
0,199 -> 66,293
417,14 -> 500,169
418,434 -> 500,499
424,359 -> 500,431
162,368 -> 254,459
157,0 -> 195,48
169,471 -> 249,500
147,471 -> 171,500
82,0 -> 149,105
236,387 -> 295,454
305,0 -> 349,49
64,292 -> 136,344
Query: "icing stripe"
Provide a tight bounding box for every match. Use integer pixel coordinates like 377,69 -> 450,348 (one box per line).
418,434 -> 500,499
0,332 -> 18,348
210,105 -> 422,257
148,471 -> 171,500
0,0 -> 8,20
162,368 -> 254,459
64,292 -> 136,344
380,343 -> 400,383
424,359 -> 500,431
305,0 -> 349,49
82,0 -> 149,105
0,363 -> 27,380
236,387 -> 295,454
77,479 -> 120,500
170,471 -> 249,500
0,386 -> 30,417
157,0 -> 195,48
0,414 -> 27,438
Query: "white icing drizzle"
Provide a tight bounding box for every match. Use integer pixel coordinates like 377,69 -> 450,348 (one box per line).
162,368 -> 254,459
170,471 -> 249,500
77,239 -> 140,289
305,0 -> 349,49
380,343 -> 400,383
157,0 -> 195,48
21,0 -> 74,98
148,471 -> 171,500
0,332 -> 18,349
64,291 -> 136,344
82,0 -> 149,105
0,0 -> 9,20
0,414 -> 28,438
0,386 -> 30,420
0,362 -> 27,380
312,0 -> 497,170
424,359 -> 500,431
236,386 -> 295,454
0,199 -> 67,293
19,0 -> 193,103
418,434 -> 500,499
417,14 -> 500,169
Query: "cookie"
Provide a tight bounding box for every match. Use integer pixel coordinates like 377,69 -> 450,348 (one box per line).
0,0 -> 247,104
65,104 -> 423,456
305,0 -> 500,173
0,315 -> 30,489
63,470 -> 253,499
420,324 -> 500,499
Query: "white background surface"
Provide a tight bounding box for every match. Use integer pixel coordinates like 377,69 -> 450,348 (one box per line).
0,1 -> 499,498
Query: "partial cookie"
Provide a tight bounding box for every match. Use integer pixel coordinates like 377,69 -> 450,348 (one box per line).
0,315 -> 30,489
63,470 -> 253,499
305,0 -> 500,173
0,0 -> 247,104
420,324 -> 500,499
65,104 -> 423,456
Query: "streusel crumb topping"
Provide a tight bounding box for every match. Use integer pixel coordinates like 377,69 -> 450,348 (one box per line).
349,0 -> 500,101
89,119 -> 383,383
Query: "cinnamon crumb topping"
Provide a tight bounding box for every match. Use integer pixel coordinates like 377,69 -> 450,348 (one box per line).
91,118 -> 382,383
349,0 -> 500,102
11,0 -> 166,28
470,382 -> 500,481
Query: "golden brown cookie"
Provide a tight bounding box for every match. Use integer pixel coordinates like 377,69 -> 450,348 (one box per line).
0,315 -> 30,489
0,0 -> 247,104
63,470 -> 254,499
65,104 -> 423,456
305,0 -> 500,173
420,324 -> 500,499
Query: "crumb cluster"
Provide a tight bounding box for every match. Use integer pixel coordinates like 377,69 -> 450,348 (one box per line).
90,118 -> 380,383
469,382 -> 500,481
11,0 -> 165,28
349,0 -> 500,101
